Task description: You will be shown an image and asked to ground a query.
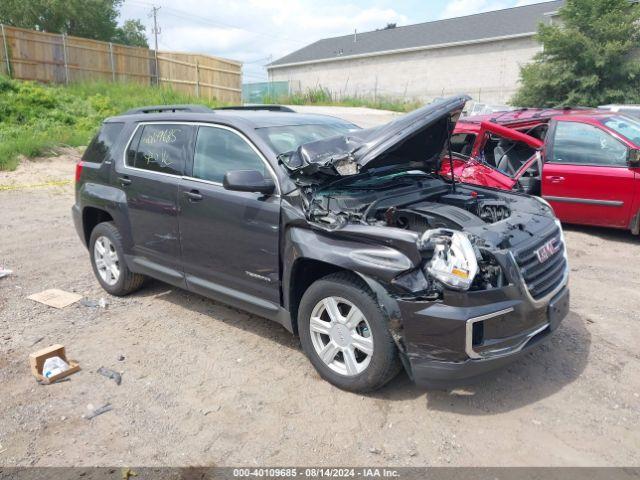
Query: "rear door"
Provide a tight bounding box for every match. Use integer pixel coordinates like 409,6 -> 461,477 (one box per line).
117,122 -> 195,285
542,119 -> 635,227
178,124 -> 281,319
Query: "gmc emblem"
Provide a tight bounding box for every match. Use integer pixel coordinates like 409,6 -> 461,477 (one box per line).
535,238 -> 560,263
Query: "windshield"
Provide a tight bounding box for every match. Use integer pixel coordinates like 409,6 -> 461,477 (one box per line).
601,115 -> 640,145
256,122 -> 360,154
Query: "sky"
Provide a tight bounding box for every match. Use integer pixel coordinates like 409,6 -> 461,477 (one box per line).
119,0 -> 551,83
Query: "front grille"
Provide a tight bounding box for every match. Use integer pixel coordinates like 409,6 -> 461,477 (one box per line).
513,226 -> 567,300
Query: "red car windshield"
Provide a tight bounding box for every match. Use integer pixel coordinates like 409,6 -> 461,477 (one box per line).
600,115 -> 640,146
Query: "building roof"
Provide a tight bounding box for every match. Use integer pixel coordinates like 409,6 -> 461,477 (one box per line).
268,1 -> 564,68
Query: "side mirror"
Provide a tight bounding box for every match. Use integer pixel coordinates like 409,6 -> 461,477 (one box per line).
223,170 -> 275,194
629,149 -> 640,166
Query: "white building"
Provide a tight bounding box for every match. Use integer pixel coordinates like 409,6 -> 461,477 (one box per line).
267,1 -> 563,105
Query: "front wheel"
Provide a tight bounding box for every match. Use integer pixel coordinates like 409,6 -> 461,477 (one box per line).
298,273 -> 401,392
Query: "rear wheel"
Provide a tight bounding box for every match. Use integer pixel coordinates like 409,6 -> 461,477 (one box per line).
298,273 -> 401,392
89,222 -> 145,296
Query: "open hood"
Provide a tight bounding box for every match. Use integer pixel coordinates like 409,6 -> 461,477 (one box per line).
279,95 -> 471,182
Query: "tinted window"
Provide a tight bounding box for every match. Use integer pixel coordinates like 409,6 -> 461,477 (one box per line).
83,122 -> 124,163
193,126 -> 266,183
256,122 -> 359,154
550,121 -> 628,166
127,124 -> 191,175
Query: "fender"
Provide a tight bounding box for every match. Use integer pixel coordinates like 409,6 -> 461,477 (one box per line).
78,182 -> 134,252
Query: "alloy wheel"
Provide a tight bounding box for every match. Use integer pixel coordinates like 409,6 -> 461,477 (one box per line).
309,296 -> 374,377
94,236 -> 120,286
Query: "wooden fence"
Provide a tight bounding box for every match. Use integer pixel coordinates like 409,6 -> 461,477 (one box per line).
0,24 -> 242,103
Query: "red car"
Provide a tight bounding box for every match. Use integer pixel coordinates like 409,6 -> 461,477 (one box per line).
441,109 -> 640,233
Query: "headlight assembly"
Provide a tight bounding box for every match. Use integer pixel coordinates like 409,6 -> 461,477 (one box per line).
419,229 -> 479,290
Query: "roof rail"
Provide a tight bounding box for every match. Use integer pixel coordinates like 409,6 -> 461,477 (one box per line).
214,105 -> 296,113
124,104 -> 214,115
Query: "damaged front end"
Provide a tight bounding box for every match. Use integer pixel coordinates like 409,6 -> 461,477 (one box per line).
281,96 -> 569,385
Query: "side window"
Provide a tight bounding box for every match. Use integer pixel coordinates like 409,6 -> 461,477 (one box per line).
126,124 -> 191,175
192,126 -> 266,183
550,121 -> 628,166
449,133 -> 476,157
83,122 -> 124,163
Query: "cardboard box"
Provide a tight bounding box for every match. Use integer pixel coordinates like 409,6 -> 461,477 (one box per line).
29,344 -> 80,384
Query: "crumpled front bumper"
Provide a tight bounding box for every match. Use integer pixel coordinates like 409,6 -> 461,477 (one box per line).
397,280 -> 570,388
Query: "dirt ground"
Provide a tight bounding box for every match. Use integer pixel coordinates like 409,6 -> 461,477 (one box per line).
0,107 -> 639,467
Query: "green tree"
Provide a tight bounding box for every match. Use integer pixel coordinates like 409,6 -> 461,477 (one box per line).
512,0 -> 640,107
114,19 -> 149,48
0,0 -> 147,47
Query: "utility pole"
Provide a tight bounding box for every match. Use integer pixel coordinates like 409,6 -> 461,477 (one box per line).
149,6 -> 161,85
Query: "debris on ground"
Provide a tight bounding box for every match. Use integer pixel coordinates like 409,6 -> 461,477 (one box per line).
27,289 -> 82,309
97,367 -> 122,385
117,354 -> 125,361
0,268 -> 12,279
80,297 -> 108,309
29,344 -> 80,384
31,336 -> 44,346
43,356 -> 70,378
86,403 -> 113,420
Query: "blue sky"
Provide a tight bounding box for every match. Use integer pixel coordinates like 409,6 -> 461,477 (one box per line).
119,0 -> 547,82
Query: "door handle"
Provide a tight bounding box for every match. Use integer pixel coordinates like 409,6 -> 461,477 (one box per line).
118,176 -> 132,186
183,189 -> 203,201
547,176 -> 565,183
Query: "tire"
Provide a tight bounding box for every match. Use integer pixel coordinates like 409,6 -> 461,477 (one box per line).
298,272 -> 402,392
89,221 -> 145,296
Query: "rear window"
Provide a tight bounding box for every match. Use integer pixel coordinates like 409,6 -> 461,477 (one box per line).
82,122 -> 124,163
125,124 -> 193,176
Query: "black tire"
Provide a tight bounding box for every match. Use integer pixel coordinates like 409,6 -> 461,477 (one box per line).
298,272 -> 402,392
89,221 -> 145,296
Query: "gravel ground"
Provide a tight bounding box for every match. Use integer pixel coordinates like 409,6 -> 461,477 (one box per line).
0,107 -> 639,467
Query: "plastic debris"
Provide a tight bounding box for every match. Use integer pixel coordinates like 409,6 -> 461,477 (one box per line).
80,297 -> 108,309
42,356 -> 70,379
97,367 -> 122,385
0,268 -> 12,279
86,403 -> 112,420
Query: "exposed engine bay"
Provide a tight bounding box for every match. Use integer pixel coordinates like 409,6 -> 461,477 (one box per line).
302,169 -> 553,295
306,170 -> 512,231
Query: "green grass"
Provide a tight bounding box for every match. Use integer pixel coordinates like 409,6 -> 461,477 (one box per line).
262,86 -> 422,113
0,77 -> 225,170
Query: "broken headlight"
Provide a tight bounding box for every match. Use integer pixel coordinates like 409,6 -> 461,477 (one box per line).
419,229 -> 479,290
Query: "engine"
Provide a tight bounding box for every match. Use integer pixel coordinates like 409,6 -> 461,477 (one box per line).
380,192 -> 511,232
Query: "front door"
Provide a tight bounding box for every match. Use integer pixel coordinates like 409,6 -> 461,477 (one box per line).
117,122 -> 194,284
542,120 -> 636,228
178,124 -> 281,318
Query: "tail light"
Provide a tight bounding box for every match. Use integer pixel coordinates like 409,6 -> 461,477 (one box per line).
75,161 -> 84,183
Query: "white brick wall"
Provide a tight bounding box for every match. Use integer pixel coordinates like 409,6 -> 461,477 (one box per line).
268,36 -> 542,105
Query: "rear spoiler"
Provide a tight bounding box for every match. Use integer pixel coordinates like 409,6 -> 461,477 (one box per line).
124,104 -> 214,115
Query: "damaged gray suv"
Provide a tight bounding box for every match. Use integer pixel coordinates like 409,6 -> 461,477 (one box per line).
72,97 -> 570,392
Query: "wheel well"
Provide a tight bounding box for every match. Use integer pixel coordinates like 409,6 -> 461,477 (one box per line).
288,258 -> 352,335
82,207 -> 113,246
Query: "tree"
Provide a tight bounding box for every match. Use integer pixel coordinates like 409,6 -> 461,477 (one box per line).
0,0 -> 147,48
512,0 -> 640,107
114,20 -> 149,48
